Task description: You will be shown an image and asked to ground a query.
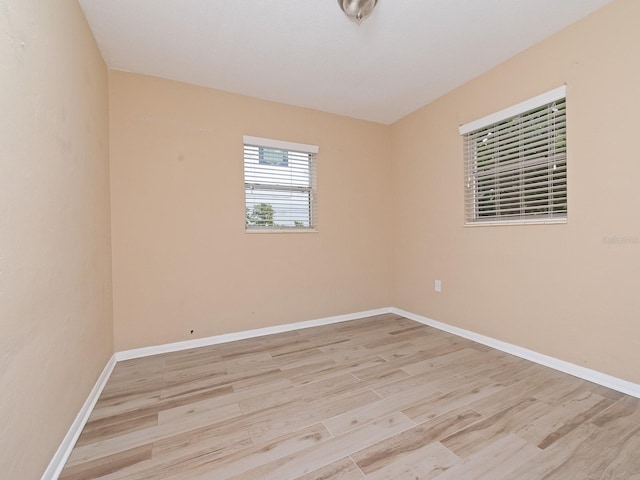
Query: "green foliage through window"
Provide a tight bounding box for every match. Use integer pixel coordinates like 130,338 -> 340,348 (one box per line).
246,203 -> 275,227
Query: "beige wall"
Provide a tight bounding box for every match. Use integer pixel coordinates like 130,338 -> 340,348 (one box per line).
391,0 -> 640,383
0,0 -> 112,478
2,0 -> 638,476
109,71 -> 392,350
110,0 -> 640,385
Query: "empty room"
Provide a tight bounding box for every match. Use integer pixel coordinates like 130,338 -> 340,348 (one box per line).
2,0 -> 640,478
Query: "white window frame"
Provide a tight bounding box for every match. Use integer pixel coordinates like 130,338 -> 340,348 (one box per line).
459,86 -> 567,226
243,135 -> 318,233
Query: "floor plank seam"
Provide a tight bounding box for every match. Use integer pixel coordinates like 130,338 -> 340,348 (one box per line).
59,314 -> 640,479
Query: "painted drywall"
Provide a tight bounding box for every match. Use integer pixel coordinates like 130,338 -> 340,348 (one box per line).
0,0 -> 112,478
109,71 -> 392,350
391,0 -> 640,384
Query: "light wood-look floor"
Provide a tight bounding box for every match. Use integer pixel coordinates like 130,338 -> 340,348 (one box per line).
60,314 -> 640,479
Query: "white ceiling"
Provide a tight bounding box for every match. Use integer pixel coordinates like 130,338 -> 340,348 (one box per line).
79,0 -> 612,125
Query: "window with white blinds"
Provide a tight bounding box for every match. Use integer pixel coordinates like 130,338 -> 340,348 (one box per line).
459,87 -> 567,225
243,135 -> 318,231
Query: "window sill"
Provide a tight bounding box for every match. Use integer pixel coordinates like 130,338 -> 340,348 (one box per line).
464,218 -> 567,227
245,228 -> 318,234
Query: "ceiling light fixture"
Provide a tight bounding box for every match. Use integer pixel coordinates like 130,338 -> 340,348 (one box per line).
337,0 -> 378,24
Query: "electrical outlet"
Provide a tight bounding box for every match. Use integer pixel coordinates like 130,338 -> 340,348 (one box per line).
435,279 -> 442,293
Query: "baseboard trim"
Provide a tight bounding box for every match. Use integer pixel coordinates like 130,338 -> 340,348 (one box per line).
391,307 -> 640,399
115,307 -> 393,362
41,354 -> 118,480
44,305 -> 640,478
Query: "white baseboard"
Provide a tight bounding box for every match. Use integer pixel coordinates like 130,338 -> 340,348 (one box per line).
43,305 -> 640,479
391,307 -> 640,399
116,307 -> 393,361
41,354 -> 118,480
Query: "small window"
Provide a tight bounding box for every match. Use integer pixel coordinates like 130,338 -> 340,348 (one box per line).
460,87 -> 567,225
259,147 -> 288,167
243,136 -> 318,231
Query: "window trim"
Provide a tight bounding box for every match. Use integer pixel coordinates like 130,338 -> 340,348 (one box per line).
459,86 -> 567,226
459,86 -> 566,135
243,136 -> 319,155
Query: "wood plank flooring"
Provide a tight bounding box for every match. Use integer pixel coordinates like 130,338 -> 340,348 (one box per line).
60,314 -> 640,479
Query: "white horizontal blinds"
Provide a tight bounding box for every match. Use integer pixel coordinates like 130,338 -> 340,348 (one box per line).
244,137 -> 317,230
462,90 -> 567,224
